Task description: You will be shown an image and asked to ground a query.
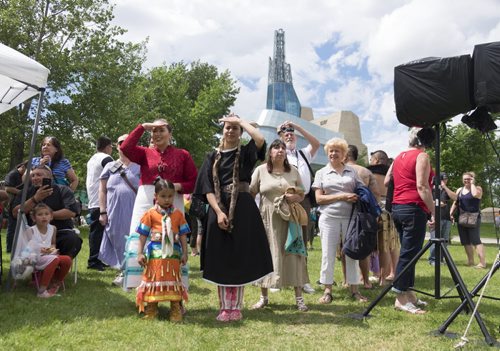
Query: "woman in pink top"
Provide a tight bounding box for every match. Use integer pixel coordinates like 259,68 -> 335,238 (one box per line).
120,119 -> 197,286
385,127 -> 435,315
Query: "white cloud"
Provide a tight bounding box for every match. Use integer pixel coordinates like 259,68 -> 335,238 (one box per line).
112,0 -> 500,157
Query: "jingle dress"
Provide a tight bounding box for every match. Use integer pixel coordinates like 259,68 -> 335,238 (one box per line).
135,207 -> 190,312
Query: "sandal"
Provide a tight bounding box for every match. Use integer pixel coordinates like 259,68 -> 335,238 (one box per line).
415,299 -> 428,307
318,292 -> 333,304
351,292 -> 368,302
250,296 -> 269,310
363,282 -> 373,289
296,297 -> 309,312
394,302 -> 426,315
37,290 -> 55,298
474,264 -> 486,269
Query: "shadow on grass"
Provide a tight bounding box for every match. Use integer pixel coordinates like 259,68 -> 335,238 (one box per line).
180,304 -> 371,329
0,269 -> 137,336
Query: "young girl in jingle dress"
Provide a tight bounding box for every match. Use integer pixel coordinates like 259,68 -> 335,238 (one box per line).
136,178 -> 189,321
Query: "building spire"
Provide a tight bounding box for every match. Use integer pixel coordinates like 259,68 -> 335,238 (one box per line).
266,29 -> 301,117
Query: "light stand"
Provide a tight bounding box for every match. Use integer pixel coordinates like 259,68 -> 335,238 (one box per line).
359,124 -> 496,346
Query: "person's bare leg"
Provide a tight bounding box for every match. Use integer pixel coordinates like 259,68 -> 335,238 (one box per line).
475,244 -> 486,267
341,255 -> 347,287
251,287 -> 269,309
388,248 -> 400,280
395,291 -> 408,307
295,286 -> 308,311
196,234 -> 202,255
350,284 -> 367,302
464,245 -> 475,266
379,249 -> 391,285
359,257 -> 372,288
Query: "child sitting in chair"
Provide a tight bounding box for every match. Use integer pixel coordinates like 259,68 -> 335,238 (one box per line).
23,203 -> 72,298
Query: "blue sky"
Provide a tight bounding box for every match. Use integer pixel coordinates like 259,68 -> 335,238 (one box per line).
113,0 -> 500,157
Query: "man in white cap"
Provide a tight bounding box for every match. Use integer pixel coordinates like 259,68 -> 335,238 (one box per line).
277,120 -> 320,294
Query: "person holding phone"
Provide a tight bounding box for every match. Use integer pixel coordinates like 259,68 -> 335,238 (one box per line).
42,178 -> 52,188
12,165 -> 82,258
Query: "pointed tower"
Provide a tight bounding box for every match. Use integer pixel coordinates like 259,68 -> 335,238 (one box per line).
266,29 -> 302,117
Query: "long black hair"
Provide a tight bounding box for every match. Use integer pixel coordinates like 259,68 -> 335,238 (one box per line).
266,139 -> 291,173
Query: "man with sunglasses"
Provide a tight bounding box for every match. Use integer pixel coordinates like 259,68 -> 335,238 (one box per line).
86,136 -> 114,271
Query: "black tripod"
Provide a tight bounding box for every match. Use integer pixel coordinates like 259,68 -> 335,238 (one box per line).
361,124 -> 496,346
438,250 -> 499,345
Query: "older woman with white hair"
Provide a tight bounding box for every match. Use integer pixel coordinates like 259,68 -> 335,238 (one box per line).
313,138 -> 367,304
385,127 -> 435,314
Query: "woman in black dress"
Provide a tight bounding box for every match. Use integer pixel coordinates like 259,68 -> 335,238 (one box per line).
194,114 -> 273,322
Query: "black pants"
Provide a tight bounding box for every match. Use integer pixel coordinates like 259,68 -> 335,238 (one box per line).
6,210 -> 17,253
88,208 -> 105,267
56,229 -> 83,258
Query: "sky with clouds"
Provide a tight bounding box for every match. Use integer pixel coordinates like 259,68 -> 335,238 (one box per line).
112,0 -> 500,158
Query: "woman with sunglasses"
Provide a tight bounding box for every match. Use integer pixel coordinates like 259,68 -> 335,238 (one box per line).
451,172 -> 486,268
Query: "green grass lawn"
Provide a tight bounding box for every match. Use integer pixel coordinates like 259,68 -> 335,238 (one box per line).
1,227 -> 499,351
449,222 -> 499,239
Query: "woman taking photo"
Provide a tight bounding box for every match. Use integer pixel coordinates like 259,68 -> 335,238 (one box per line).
385,127 -> 435,315
312,138 -> 366,304
250,139 -> 310,312
32,136 -> 78,191
451,171 -> 486,268
194,114 -> 273,322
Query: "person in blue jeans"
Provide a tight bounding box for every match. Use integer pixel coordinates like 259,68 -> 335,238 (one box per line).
428,173 -> 455,265
385,127 -> 435,315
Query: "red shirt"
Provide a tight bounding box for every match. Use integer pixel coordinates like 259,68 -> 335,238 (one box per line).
392,148 -> 433,214
121,124 -> 197,193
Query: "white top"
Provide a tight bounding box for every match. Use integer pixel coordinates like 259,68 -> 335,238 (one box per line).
30,224 -> 54,248
312,164 -> 363,218
86,152 -> 113,209
27,225 -> 58,270
286,145 -> 314,195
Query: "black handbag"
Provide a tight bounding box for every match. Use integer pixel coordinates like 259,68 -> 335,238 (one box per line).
189,195 -> 207,220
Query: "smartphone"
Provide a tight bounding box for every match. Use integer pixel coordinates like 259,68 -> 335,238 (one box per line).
42,178 -> 52,188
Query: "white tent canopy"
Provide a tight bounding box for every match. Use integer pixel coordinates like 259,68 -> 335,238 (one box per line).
0,42 -> 50,288
0,42 -> 49,114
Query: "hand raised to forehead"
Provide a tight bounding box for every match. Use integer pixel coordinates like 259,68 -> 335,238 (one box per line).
219,114 -> 241,124
142,120 -> 169,131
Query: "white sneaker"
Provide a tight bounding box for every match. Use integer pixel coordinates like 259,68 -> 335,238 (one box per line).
303,283 -> 315,294
270,288 -> 281,293
112,273 -> 124,287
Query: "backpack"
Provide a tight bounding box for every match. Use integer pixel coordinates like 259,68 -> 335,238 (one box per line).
342,200 -> 378,260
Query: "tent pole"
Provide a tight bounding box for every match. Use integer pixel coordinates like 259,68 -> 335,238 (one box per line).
5,88 -> 45,291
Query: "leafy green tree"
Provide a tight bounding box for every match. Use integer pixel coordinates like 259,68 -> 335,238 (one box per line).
0,0 -> 146,179
0,1 -> 240,186
129,61 -> 239,166
429,123 -> 500,208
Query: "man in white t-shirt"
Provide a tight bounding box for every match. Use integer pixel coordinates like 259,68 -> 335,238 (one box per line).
86,136 -> 114,271
277,120 -> 320,294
